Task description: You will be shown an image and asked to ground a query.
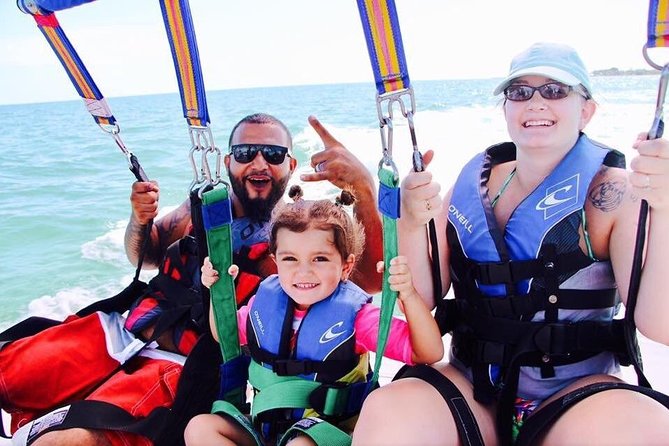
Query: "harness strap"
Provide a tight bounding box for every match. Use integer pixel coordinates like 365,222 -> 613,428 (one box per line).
14,401 -> 169,445
370,168 -> 400,389
515,382 -> 669,446
472,288 -> 617,318
202,187 -> 248,409
469,249 -> 593,286
210,399 -> 262,445
278,417 -> 352,446
395,364 -> 484,446
460,314 -> 627,364
248,360 -> 368,420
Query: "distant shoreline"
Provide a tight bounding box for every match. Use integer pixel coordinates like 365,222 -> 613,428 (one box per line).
592,68 -> 657,76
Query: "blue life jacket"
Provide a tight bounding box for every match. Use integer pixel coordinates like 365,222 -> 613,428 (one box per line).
438,134 -> 631,421
247,276 -> 371,383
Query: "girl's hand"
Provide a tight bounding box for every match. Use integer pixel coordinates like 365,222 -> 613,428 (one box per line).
400,150 -> 442,228
384,256 -> 420,303
630,134 -> 669,210
201,257 -> 239,289
201,257 -> 219,289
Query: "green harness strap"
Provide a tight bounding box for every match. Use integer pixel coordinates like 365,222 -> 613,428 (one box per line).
277,417 -> 352,446
370,168 -> 400,387
248,360 -> 353,418
201,187 -> 247,407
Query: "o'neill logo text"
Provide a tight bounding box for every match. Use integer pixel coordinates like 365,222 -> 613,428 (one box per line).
319,321 -> 346,344
535,174 -> 579,219
253,310 -> 264,335
448,204 -> 473,233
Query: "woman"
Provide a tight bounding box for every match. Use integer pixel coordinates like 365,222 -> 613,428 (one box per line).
352,42 -> 669,445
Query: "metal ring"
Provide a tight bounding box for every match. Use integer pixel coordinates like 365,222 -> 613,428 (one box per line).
643,44 -> 667,71
315,161 -> 326,173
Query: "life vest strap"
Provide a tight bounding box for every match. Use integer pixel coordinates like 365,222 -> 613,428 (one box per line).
469,249 -> 592,286
465,287 -> 618,319
455,314 -> 628,367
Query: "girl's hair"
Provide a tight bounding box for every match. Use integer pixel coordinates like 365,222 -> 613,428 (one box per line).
268,185 -> 365,270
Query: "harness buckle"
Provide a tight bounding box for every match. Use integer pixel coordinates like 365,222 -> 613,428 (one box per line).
533,323 -> 572,356
477,262 -> 512,284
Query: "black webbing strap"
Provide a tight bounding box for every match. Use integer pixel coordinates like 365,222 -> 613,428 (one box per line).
248,344 -> 358,377
395,364 -> 484,446
20,401 -> 169,445
516,381 -> 669,446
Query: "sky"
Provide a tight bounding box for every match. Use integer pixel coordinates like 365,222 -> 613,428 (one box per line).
0,0 -> 658,105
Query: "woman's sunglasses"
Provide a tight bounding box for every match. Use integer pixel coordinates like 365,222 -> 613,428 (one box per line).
503,82 -> 587,102
229,144 -> 290,165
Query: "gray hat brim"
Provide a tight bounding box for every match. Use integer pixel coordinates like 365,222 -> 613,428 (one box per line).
493,66 -> 582,96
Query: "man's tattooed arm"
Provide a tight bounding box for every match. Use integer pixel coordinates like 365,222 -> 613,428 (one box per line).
125,201 -> 191,268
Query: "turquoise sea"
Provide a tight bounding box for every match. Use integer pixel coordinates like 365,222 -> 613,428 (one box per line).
1,77 -> 668,394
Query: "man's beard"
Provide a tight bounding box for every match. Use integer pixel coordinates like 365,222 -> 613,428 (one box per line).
230,173 -> 290,222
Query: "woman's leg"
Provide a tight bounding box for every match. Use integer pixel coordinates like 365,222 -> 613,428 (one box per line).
537,375 -> 669,445
352,363 -> 497,446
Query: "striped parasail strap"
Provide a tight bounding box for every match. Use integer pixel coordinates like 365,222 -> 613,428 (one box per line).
16,0 -> 147,182
644,0 -> 669,69
17,2 -> 114,127
648,0 -> 669,49
356,1 -> 442,390
159,0 -> 210,128
356,0 -> 409,96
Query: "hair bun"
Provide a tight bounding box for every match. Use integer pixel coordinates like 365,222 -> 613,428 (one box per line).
288,185 -> 304,201
336,189 -> 356,207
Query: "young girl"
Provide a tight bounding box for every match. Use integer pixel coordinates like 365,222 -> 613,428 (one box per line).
184,186 -> 443,446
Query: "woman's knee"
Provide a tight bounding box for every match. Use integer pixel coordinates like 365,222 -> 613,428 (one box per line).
541,387 -> 669,445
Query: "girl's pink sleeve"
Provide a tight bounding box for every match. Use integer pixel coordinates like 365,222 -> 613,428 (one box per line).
236,295 -> 255,345
354,303 -> 414,365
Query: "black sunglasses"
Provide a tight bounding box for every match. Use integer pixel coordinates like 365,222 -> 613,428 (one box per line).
504,82 -> 585,102
229,144 -> 290,165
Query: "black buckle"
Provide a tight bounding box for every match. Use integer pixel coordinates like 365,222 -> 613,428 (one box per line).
533,323 -> 572,356
308,381 -> 350,416
272,359 -> 312,376
477,262 -> 512,284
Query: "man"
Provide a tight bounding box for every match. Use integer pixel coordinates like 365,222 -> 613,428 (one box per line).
0,113 -> 382,446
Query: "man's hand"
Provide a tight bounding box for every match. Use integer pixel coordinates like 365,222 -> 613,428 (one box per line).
300,115 -> 374,192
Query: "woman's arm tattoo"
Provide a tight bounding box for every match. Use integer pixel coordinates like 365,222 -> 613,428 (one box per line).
588,180 -> 626,212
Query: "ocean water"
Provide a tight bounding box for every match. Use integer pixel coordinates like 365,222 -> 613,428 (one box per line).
1,76 -> 668,397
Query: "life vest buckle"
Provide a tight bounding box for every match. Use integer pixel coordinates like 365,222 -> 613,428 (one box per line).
273,359 -> 312,376
477,261 -> 513,284
533,323 -> 573,357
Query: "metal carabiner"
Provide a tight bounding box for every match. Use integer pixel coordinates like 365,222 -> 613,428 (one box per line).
649,63 -> 669,140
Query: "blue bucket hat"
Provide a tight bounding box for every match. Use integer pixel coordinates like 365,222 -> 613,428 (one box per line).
493,42 -> 592,97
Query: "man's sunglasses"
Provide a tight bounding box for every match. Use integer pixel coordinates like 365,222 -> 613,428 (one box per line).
229,144 -> 290,165
503,82 -> 588,102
